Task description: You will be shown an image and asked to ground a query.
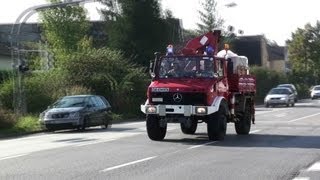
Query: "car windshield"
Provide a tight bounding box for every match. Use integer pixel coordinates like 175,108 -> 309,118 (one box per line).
314,86 -> 320,90
158,56 -> 216,78
279,85 -> 294,91
52,97 -> 87,108
269,88 -> 290,95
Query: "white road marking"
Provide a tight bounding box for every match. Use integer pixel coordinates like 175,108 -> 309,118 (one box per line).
116,122 -> 144,126
292,177 -> 310,180
0,153 -> 29,161
255,108 -> 289,115
274,113 -> 287,118
307,162 -> 320,171
250,129 -> 262,134
100,156 -> 157,172
75,138 -> 117,147
188,141 -> 217,149
289,112 -> 320,122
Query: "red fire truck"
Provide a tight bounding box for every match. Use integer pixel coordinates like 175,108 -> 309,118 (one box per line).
141,30 -> 256,141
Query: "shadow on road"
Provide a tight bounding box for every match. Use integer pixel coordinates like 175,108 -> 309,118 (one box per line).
163,133 -> 320,149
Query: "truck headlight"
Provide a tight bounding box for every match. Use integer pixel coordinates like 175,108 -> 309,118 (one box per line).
196,107 -> 207,114
146,106 -> 157,113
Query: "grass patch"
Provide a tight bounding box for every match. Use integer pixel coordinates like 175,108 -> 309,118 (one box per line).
0,115 -> 41,137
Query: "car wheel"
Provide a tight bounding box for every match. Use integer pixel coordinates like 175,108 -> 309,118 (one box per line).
80,117 -> 88,131
101,117 -> 112,129
265,103 -> 269,108
46,127 -> 56,132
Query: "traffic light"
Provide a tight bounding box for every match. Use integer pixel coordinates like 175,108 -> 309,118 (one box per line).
18,59 -> 29,73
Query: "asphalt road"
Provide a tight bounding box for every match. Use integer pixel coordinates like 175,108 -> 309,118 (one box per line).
1,99 -> 320,180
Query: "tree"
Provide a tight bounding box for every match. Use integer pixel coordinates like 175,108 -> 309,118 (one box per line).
287,21 -> 320,85
196,0 -> 224,34
100,0 -> 171,66
40,0 -> 90,63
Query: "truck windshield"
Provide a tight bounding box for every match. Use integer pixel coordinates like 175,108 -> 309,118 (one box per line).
158,56 -> 216,78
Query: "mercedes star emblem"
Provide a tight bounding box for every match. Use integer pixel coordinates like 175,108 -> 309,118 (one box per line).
173,93 -> 183,102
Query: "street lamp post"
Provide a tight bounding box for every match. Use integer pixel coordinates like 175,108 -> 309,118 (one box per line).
10,0 -> 95,116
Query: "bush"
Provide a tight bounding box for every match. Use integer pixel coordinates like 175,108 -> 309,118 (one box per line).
0,70 -> 12,84
61,48 -> 149,116
0,108 -> 16,129
0,79 -> 14,110
13,115 -> 41,132
250,66 -> 288,103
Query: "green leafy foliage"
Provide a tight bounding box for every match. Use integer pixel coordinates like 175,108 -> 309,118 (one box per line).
0,108 -> 16,129
287,21 -> 320,86
40,0 -> 90,61
0,70 -> 12,84
101,0 -> 173,66
250,66 -> 288,102
61,47 -> 149,114
13,115 -> 41,132
0,79 -> 14,110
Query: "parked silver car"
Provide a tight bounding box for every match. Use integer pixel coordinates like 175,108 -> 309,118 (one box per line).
264,87 -> 295,107
39,95 -> 112,131
310,85 -> 320,99
277,84 -> 298,102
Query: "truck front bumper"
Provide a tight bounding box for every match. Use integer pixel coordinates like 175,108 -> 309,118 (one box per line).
140,104 -> 219,116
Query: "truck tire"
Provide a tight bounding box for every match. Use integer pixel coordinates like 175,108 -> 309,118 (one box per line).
235,101 -> 252,135
146,115 -> 166,141
207,105 -> 227,141
180,118 -> 197,134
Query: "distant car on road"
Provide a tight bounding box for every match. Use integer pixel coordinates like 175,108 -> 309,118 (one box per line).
39,95 -> 112,131
264,87 -> 295,107
310,85 -> 320,99
277,84 -> 298,102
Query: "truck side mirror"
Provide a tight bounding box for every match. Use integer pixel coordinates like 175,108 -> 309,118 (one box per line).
149,60 -> 155,79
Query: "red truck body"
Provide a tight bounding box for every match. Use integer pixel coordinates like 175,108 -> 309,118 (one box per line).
141,30 -> 256,141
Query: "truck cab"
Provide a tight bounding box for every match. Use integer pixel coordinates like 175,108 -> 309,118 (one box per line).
141,30 -> 256,141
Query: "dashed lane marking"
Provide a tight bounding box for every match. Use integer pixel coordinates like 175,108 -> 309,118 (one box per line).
289,112 -> 320,122
292,177 -> 310,180
307,162 -> 320,171
187,141 -> 217,150
250,129 -> 262,134
75,138 -> 117,147
0,153 -> 29,161
255,108 -> 289,115
100,156 -> 157,172
274,113 -> 287,118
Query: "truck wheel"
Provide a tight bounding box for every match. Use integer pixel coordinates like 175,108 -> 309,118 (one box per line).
207,105 -> 227,141
146,115 -> 166,141
235,102 -> 252,135
180,118 -> 197,134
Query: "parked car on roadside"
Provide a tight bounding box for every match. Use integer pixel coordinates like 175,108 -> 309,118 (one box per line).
39,95 -> 112,131
277,84 -> 298,102
310,85 -> 320,99
264,87 -> 295,107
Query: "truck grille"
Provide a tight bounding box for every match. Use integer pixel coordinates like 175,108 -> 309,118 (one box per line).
151,92 -> 206,105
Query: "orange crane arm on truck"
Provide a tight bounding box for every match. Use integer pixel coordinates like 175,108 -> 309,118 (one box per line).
181,30 -> 221,55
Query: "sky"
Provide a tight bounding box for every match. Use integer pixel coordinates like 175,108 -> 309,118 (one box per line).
1,0 -> 320,46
